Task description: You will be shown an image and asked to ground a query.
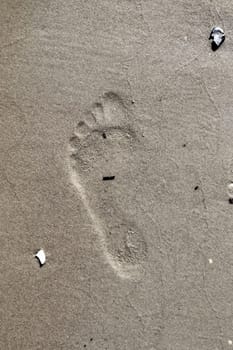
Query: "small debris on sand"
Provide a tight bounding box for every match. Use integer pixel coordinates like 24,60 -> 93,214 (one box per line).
209,27 -> 225,51
102,176 -> 115,181
227,183 -> 233,198
35,249 -> 46,267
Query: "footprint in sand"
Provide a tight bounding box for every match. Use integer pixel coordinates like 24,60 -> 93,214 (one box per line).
67,92 -> 147,279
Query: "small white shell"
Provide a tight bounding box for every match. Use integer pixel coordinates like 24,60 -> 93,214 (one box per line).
209,26 -> 225,48
35,249 -> 46,266
227,183 -> 233,198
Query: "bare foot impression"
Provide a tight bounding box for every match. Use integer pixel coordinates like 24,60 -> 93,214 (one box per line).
67,92 -> 147,279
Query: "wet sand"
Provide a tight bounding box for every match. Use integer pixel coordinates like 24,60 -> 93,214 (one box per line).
1,0 -> 233,349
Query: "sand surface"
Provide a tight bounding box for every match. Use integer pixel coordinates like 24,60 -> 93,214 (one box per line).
1,0 -> 233,349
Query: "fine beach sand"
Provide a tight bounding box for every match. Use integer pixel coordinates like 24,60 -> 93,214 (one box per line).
1,0 -> 233,349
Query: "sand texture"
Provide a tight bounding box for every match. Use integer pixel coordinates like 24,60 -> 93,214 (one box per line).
1,0 -> 233,349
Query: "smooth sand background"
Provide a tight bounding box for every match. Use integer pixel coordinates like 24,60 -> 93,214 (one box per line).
1,0 -> 233,349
